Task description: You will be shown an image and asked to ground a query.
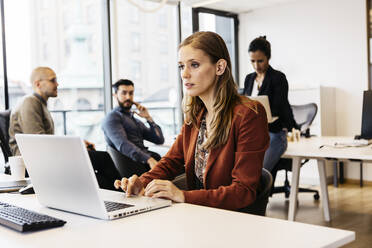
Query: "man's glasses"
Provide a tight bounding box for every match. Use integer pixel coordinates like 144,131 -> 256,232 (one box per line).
41,77 -> 57,83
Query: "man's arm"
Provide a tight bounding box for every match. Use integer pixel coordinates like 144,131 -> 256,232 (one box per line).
102,112 -> 152,164
141,120 -> 164,145
133,102 -> 164,144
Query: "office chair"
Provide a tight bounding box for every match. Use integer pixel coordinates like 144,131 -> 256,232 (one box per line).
107,145 -> 140,178
88,150 -> 121,191
0,110 -> 12,174
239,168 -> 273,216
271,103 -> 320,200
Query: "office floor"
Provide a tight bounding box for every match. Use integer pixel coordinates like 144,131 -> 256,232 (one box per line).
266,183 -> 372,248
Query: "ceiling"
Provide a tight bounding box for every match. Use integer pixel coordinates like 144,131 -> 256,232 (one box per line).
178,0 -> 304,13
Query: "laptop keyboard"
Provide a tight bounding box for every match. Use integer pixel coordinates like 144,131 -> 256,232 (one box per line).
104,201 -> 134,212
0,201 -> 66,232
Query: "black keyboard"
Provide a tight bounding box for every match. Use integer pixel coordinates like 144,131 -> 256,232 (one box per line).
104,201 -> 133,212
0,201 -> 66,232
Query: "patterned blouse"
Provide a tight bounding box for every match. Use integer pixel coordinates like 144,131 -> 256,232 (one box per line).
194,115 -> 209,188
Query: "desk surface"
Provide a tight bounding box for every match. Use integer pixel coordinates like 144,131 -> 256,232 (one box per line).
285,136 -> 372,161
283,136 -> 372,222
0,192 -> 354,248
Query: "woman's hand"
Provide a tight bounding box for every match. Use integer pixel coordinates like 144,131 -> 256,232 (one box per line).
144,179 -> 185,203
114,175 -> 144,196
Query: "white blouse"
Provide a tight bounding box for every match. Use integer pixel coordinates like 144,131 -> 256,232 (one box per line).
251,79 -> 261,96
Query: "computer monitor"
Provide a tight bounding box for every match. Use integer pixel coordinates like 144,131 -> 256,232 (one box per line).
361,90 -> 372,139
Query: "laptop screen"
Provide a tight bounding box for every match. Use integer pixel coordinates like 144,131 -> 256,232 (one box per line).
361,90 -> 372,139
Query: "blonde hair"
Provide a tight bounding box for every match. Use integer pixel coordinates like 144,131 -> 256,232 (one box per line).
180,31 -> 243,150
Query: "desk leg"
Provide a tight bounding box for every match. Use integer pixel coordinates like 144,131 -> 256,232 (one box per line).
288,157 -> 301,221
317,159 -> 331,222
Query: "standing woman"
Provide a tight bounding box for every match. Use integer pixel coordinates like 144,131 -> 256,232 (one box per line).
243,36 -> 296,172
115,31 -> 269,211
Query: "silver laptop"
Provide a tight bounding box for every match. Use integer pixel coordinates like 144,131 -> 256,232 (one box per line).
15,134 -> 171,220
248,95 -> 278,123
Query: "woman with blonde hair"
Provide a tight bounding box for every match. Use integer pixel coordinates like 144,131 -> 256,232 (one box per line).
114,31 -> 269,211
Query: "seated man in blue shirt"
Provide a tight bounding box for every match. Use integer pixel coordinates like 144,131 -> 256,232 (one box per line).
102,79 -> 164,177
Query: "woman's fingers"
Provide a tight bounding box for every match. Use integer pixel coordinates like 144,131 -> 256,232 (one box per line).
127,175 -> 141,196
144,180 -> 185,202
114,176 -> 145,197
151,191 -> 172,200
114,180 -> 121,189
146,179 -> 168,189
114,177 -> 129,192
145,180 -> 168,194
145,184 -> 169,197
121,178 -> 129,192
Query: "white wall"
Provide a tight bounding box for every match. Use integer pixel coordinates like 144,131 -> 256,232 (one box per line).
239,0 -> 370,181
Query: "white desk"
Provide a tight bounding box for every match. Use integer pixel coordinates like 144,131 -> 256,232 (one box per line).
0,174 -> 30,192
0,192 -> 355,248
284,136 -> 372,222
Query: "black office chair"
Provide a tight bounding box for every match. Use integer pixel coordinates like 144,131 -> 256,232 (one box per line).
88,151 -> 121,191
239,168 -> 273,216
107,145 -> 139,178
0,110 -> 12,174
271,103 -> 320,200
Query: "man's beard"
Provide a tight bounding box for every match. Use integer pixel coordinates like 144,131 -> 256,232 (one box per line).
118,99 -> 132,111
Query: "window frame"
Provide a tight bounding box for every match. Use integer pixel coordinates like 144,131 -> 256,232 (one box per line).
191,7 -> 239,85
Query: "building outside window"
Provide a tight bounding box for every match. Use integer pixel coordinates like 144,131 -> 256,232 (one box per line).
110,0 -> 181,144
130,32 -> 141,52
0,0 -> 189,153
4,0 -> 106,149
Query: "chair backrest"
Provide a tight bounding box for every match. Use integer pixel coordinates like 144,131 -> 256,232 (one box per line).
291,103 -> 318,135
0,110 -> 11,162
106,145 -> 137,178
88,151 -> 121,191
239,168 -> 273,216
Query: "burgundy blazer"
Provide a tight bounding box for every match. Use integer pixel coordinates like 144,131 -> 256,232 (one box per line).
139,97 -> 269,210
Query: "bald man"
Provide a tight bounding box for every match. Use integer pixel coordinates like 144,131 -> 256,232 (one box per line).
9,67 -> 58,155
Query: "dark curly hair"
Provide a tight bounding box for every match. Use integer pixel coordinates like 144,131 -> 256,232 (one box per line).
112,79 -> 134,93
248,36 -> 271,59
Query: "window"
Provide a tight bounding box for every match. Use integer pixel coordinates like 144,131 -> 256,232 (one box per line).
4,0 -> 106,149
86,4 -> 96,25
180,2 -> 193,40
75,98 -> 92,110
192,7 -> 239,84
0,0 -> 186,153
42,43 -> 48,60
129,5 -> 139,24
0,15 -> 5,110
130,60 -> 141,81
159,35 -> 168,55
130,32 -> 140,52
160,64 -> 168,81
158,10 -> 167,28
368,0 -> 372,89
111,0 -> 182,142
